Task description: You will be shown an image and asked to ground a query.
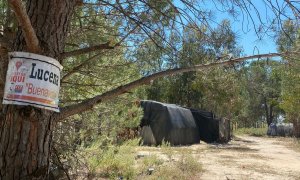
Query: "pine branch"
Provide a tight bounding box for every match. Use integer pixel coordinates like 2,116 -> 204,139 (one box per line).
61,53 -> 101,82
9,0 -> 40,53
60,42 -> 116,59
61,26 -> 138,80
57,52 -> 287,120
61,25 -> 138,60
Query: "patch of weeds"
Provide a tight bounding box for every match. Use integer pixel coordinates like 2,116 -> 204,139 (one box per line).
242,163 -> 278,175
177,154 -> 203,175
175,147 -> 194,155
136,154 -> 164,177
234,127 -> 268,137
160,140 -> 173,161
149,164 -> 184,180
142,155 -> 164,168
147,154 -> 203,180
86,138 -> 140,179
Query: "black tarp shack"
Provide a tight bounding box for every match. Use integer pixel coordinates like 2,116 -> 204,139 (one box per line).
140,100 -> 231,145
140,100 -> 200,145
189,108 -> 219,143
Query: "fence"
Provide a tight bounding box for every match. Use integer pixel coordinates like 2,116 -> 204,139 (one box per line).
231,121 -> 268,131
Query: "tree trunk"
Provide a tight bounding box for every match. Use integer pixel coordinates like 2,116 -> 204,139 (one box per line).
264,98 -> 272,126
269,104 -> 274,125
0,0 -> 76,179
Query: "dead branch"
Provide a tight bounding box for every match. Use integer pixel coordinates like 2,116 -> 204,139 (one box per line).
61,24 -> 138,60
9,0 -> 40,53
60,42 -> 116,59
57,52 -> 288,120
284,0 -> 300,21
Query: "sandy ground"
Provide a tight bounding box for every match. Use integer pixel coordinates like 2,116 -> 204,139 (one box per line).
197,136 -> 300,180
137,135 -> 300,180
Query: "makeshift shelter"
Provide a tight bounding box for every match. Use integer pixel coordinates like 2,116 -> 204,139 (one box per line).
189,109 -> 219,143
140,100 -> 200,145
139,100 -> 231,145
267,123 -> 294,137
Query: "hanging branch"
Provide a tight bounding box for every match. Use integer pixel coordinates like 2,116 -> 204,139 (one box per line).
57,52 -> 290,120
9,0 -> 40,53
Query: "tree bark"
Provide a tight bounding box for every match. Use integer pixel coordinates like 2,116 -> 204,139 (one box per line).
269,104 -> 274,125
0,0 -> 76,179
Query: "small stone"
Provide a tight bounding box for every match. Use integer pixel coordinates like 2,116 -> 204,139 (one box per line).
148,167 -> 155,175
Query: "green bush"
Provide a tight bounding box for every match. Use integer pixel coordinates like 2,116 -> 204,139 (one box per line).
234,127 -> 268,137
87,138 -> 140,179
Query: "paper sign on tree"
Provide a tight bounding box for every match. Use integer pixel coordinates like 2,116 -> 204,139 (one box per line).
3,52 -> 63,112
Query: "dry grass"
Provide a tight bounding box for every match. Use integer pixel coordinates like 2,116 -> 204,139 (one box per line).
242,163 -> 278,175
280,137 -> 300,153
84,136 -> 300,179
144,154 -> 203,180
135,142 -> 203,179
85,139 -> 204,179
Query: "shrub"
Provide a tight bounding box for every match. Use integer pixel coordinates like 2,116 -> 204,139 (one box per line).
234,127 -> 268,137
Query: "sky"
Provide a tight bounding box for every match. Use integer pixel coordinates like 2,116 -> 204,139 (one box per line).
177,0 -> 293,56
206,0 -> 282,56
224,2 -> 278,55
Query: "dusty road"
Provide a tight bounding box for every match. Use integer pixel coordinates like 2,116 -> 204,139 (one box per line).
198,136 -> 300,180
137,135 -> 300,180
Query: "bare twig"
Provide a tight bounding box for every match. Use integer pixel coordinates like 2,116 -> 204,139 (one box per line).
57,52 -> 292,120
9,0 -> 40,53
52,147 -> 71,180
284,0 -> 300,22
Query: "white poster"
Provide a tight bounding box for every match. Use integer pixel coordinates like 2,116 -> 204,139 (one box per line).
3,52 -> 63,112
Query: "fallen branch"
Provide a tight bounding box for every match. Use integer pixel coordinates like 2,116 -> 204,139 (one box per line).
58,52 -> 286,120
9,0 -> 40,53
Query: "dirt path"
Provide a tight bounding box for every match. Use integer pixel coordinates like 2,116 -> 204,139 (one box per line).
198,136 -> 300,180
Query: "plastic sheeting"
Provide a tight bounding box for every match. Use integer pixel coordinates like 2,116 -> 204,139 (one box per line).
140,100 -> 222,145
140,100 -> 200,145
267,123 -> 294,137
190,109 -> 219,143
